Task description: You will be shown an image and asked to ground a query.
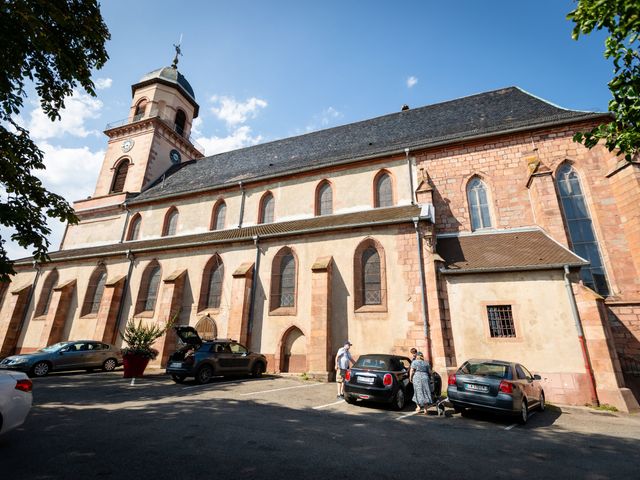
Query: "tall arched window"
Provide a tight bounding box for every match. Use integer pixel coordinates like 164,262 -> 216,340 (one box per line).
467,177 -> 492,230
556,163 -> 609,295
175,109 -> 186,136
374,171 -> 394,208
270,247 -> 297,312
133,99 -> 147,121
82,266 -> 107,316
162,208 -> 179,236
259,192 -> 275,224
35,269 -> 59,317
354,239 -> 387,311
211,201 -> 226,231
110,160 -> 129,194
199,255 -> 224,310
136,262 -> 162,314
127,214 -> 142,241
315,180 -> 333,216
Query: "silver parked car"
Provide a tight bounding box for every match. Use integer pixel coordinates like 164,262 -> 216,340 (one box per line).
0,370 -> 32,435
0,341 -> 122,377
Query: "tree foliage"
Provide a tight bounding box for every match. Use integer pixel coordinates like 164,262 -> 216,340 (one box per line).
568,0 -> 640,161
0,0 -> 110,281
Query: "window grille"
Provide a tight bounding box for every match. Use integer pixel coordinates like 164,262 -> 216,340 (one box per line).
487,305 -> 516,338
362,247 -> 381,305
317,182 -> 332,215
279,254 -> 295,307
375,173 -> 393,208
467,178 -> 492,230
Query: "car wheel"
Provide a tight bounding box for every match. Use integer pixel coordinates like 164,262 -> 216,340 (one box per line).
539,391 -> 545,412
31,361 -> 50,377
393,388 -> 406,411
345,395 -> 356,405
518,398 -> 529,425
251,362 -> 264,378
195,365 -> 214,384
171,374 -> 186,384
102,358 -> 118,372
452,403 -> 463,414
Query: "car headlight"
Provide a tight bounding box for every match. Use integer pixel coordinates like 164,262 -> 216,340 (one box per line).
10,358 -> 29,365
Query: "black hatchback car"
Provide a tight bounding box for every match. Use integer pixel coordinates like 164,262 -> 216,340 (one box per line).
447,359 -> 545,424
343,354 -> 442,410
165,326 -> 267,384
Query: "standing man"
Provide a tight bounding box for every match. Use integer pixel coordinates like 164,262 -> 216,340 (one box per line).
335,341 -> 355,399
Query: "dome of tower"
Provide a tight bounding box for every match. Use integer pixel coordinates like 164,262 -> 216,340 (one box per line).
136,66 -> 196,100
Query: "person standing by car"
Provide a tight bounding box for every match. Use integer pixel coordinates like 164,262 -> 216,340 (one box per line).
335,341 -> 355,399
409,351 -> 433,414
409,347 -> 417,361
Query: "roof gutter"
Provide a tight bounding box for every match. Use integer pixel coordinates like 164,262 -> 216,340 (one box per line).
439,262 -> 587,274
127,113 -> 611,207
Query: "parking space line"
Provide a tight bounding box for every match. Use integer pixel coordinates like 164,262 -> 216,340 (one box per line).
240,383 -> 324,396
312,399 -> 345,410
396,411 -> 421,421
505,411 -> 536,430
182,377 -> 262,389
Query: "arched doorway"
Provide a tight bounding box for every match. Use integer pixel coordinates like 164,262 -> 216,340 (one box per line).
195,315 -> 217,341
279,326 -> 307,373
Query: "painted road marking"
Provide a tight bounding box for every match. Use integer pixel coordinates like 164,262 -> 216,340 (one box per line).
240,383 -> 324,396
505,411 -> 536,430
312,400 -> 345,410
396,411 -> 422,420
182,377 -> 263,389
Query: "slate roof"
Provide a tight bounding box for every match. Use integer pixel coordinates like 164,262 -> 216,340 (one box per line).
436,229 -> 588,274
131,87 -> 608,204
15,205 -> 420,265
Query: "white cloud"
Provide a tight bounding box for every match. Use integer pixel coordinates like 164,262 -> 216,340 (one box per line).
210,95 -> 268,126
320,107 -> 342,126
27,90 -> 103,140
407,76 -> 418,88
95,78 -> 113,90
191,117 -> 203,136
301,106 -> 343,133
196,126 -> 263,155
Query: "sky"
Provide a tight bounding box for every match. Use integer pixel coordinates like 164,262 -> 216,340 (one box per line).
2,0 -> 612,261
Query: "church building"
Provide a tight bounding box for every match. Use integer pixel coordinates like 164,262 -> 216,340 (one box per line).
0,60 -> 638,411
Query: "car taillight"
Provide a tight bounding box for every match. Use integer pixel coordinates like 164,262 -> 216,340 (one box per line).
383,373 -> 393,386
345,370 -> 351,381
15,379 -> 32,393
448,374 -> 457,385
499,380 -> 513,394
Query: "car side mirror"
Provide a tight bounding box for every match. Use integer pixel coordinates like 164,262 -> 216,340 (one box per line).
533,374 -> 541,380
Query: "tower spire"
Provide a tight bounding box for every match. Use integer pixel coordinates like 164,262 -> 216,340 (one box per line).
171,34 -> 183,68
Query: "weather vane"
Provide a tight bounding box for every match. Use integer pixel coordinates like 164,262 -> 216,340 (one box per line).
172,34 -> 183,68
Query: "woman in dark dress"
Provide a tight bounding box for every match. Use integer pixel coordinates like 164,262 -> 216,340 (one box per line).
409,352 -> 433,414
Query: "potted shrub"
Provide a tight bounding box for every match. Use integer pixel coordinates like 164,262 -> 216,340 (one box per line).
120,318 -> 173,379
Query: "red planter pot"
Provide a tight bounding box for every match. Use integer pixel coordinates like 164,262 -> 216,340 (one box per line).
122,354 -> 150,378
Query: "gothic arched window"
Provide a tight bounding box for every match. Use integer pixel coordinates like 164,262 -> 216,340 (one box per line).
127,214 -> 142,241
374,171 -> 393,208
35,269 -> 59,317
133,99 -> 147,121
259,192 -> 275,224
467,178 -> 492,230
110,160 -> 129,194
199,255 -> 224,310
162,208 -> 179,237
316,180 -> 333,216
270,247 -> 297,312
82,266 -> 107,316
556,164 -> 609,295
354,239 -> 387,311
136,262 -> 162,314
175,109 -> 186,136
211,201 -> 226,231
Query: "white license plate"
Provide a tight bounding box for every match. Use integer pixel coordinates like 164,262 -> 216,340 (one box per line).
357,376 -> 375,385
465,383 -> 488,393
169,362 -> 183,368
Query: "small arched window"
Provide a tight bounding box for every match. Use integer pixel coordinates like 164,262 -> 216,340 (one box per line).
211,201 -> 226,231
316,181 -> 333,216
175,109 -> 186,136
162,208 -> 179,236
259,192 -> 275,224
556,163 -> 609,295
270,247 -> 297,312
354,239 -> 387,311
136,262 -> 162,314
467,178 -> 492,230
133,99 -> 147,121
82,266 -> 107,316
127,214 -> 142,241
35,269 -> 59,317
110,160 -> 129,194
362,248 -> 381,305
199,255 -> 224,310
374,172 -> 393,208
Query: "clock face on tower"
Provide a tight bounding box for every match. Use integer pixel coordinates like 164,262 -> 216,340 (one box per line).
170,149 -> 182,165
121,139 -> 134,153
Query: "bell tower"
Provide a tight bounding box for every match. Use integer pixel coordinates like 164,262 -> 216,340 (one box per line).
82,46 -> 203,209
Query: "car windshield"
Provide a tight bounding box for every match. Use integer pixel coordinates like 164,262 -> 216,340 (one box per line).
354,357 -> 389,370
38,342 -> 70,353
460,361 -> 511,379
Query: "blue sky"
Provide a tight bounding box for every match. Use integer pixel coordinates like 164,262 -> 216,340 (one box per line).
3,0 -> 611,260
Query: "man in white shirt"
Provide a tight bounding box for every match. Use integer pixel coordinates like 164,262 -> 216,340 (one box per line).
335,341 -> 355,398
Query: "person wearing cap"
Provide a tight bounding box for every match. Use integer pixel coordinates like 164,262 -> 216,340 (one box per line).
409,351 -> 433,414
335,341 -> 355,399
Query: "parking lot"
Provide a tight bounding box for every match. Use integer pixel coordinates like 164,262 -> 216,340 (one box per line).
1,370 -> 639,479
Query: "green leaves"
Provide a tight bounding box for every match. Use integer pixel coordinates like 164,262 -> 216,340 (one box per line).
120,318 -> 176,360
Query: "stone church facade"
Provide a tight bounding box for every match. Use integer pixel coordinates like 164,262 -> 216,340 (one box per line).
0,63 -> 638,411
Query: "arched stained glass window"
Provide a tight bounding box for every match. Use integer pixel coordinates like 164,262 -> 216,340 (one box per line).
362,247 -> 381,305
260,192 -> 274,224
316,181 -> 333,216
556,164 -> 609,295
139,265 -> 161,313
36,269 -> 59,316
203,257 -> 224,309
128,215 -> 142,241
467,178 -> 492,230
163,208 -> 179,236
83,267 -> 107,316
279,254 -> 295,307
375,172 -> 393,208
212,202 -> 226,230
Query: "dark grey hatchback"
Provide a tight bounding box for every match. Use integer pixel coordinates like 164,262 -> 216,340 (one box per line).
165,326 -> 267,384
447,359 -> 545,424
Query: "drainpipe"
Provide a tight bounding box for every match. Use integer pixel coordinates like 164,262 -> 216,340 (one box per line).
247,235 -> 261,348
16,261 -> 42,337
120,202 -> 131,243
405,148 -> 415,205
413,218 -> 431,364
563,265 -> 599,406
238,181 -> 246,228
115,250 -> 136,343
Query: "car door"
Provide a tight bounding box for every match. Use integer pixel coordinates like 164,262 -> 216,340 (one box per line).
213,343 -> 235,373
86,342 -> 105,367
56,343 -> 86,369
520,364 -> 540,404
229,343 -> 251,373
515,364 -> 534,407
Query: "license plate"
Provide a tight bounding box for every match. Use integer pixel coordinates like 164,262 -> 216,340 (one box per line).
357,376 -> 375,385
465,383 -> 488,393
169,362 -> 183,369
